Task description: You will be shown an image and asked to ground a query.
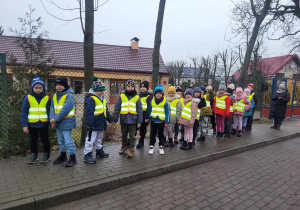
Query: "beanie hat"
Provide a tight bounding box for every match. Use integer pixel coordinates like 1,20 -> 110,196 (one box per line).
154,84 -> 164,94
247,83 -> 254,89
92,76 -> 106,91
278,81 -> 286,90
55,76 -> 69,90
219,81 -> 226,90
31,76 -> 45,90
168,86 -> 176,93
124,79 -> 135,88
228,83 -> 235,90
184,88 -> 194,96
236,87 -> 244,93
244,88 -> 251,94
199,86 -> 206,93
194,87 -> 201,93
176,86 -> 182,92
140,81 -> 149,90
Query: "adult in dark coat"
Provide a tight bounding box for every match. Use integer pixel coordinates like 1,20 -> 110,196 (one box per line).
270,81 -> 290,130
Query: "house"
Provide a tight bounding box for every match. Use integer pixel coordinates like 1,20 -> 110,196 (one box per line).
181,64 -> 221,84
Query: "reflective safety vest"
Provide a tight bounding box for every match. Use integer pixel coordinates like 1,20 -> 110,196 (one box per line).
196,108 -> 201,120
91,96 -> 107,117
248,92 -> 255,101
215,95 -> 228,110
181,101 -> 193,120
180,98 -> 184,107
53,93 -> 75,118
28,95 -> 49,123
201,94 -> 211,109
150,97 -> 167,120
234,99 -> 246,113
230,105 -> 234,113
140,95 -> 149,111
120,94 -> 139,114
169,98 -> 179,116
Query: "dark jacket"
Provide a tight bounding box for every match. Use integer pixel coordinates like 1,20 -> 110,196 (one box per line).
112,90 -> 143,124
139,91 -> 153,122
85,89 -> 112,131
20,89 -> 50,128
270,90 -> 290,119
251,90 -> 258,110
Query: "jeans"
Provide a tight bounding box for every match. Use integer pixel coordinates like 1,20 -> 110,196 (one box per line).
242,116 -> 248,127
56,129 -> 76,155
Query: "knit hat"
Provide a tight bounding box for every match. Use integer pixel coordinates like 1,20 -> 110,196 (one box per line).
31,76 -> 45,90
184,88 -> 194,96
55,77 -> 69,90
228,83 -> 235,90
176,86 -> 182,92
219,81 -> 226,90
124,79 -> 135,88
194,87 -> 201,93
247,83 -> 254,89
154,84 -> 164,94
168,86 -> 176,93
140,81 -> 149,90
236,87 -> 244,93
244,88 -> 251,94
92,76 -> 106,91
199,86 -> 206,93
278,81 -> 286,90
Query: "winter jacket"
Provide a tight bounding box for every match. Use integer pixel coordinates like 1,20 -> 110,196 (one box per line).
85,89 -> 113,131
50,87 -> 76,130
244,98 -> 255,117
212,94 -> 231,116
20,89 -> 50,128
251,90 -> 258,110
270,90 -> 290,119
166,94 -> 182,124
200,89 -> 215,116
178,98 -> 199,126
233,95 -> 251,116
149,97 -> 170,124
112,90 -> 143,124
139,91 -> 153,122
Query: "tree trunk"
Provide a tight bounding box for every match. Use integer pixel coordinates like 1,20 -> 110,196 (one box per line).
152,0 -> 166,89
80,0 -> 94,147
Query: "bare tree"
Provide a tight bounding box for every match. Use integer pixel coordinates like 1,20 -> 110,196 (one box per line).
199,56 -> 212,85
189,56 -> 199,82
211,54 -> 219,86
219,49 -> 238,86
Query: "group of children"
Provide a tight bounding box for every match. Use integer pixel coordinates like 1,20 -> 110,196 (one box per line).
21,76 -> 257,165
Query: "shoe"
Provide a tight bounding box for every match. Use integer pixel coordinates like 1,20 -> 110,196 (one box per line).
182,142 -> 193,150
225,133 -> 231,138
96,148 -> 109,158
179,138 -> 184,143
28,153 -> 38,164
196,136 -> 201,141
164,141 -> 169,147
84,152 -> 96,164
213,128 -> 216,134
169,138 -> 175,147
174,136 -> 179,144
127,149 -> 134,158
201,135 -> 206,141
242,126 -> 246,133
277,125 -> 281,130
216,131 -> 221,138
40,153 -> 51,164
119,146 -> 128,155
65,154 -> 77,167
53,152 -> 67,164
180,141 -> 187,150
192,138 -> 195,146
148,145 -> 154,155
237,130 -> 241,137
231,129 -> 236,135
219,132 -> 225,139
270,124 -> 277,129
136,141 -> 144,148
159,146 -> 164,155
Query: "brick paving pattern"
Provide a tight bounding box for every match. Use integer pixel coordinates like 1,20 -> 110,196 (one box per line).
50,136 -> 300,210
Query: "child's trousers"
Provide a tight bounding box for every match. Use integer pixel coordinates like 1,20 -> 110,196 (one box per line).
29,127 -> 50,154
242,116 -> 248,127
121,124 -> 136,149
193,119 -> 199,140
184,125 -> 193,142
233,114 -> 243,130
224,117 -> 231,134
56,128 -> 76,155
139,122 -> 149,140
150,121 -> 165,146
164,122 -> 175,138
199,116 -> 209,136
84,131 -> 104,155
215,114 -> 225,132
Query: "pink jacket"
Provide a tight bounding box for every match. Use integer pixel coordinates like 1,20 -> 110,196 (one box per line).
178,98 -> 199,126
233,95 -> 251,116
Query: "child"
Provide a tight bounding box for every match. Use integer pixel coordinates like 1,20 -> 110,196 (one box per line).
178,88 -> 198,150
148,85 -> 170,155
212,81 -> 231,139
242,88 -> 255,133
50,77 -> 77,167
83,77 -> 112,163
193,87 -> 206,143
224,84 -> 235,137
164,86 -> 182,147
231,87 -> 251,137
21,76 -> 51,164
112,79 -> 143,158
270,81 -> 290,130
136,81 -> 153,148
175,86 -> 185,143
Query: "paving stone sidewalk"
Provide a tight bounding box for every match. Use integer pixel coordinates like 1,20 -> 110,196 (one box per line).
1,119 -> 300,209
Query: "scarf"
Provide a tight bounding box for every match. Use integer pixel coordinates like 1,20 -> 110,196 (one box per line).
277,90 -> 285,94
125,89 -> 137,96
139,91 -> 149,98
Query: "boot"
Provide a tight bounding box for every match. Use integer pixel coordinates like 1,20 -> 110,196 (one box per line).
192,138 -> 196,146
225,132 -> 231,138
119,146 -> 128,155
182,142 -> 193,150
200,135 -> 206,141
277,124 -> 281,130
174,136 -> 179,144
127,149 -> 134,158
237,130 -> 241,137
53,152 -> 67,164
242,126 -> 246,133
163,137 -> 169,147
270,124 -> 277,129
213,128 -> 217,134
40,153 -> 51,164
216,131 -> 221,138
65,154 -> 77,167
136,139 -> 144,148
84,152 -> 96,164
179,137 -> 184,143
196,136 -> 201,141
96,148 -> 109,158
180,141 -> 187,150
169,138 -> 175,147
231,129 -> 236,135
28,153 -> 38,164
219,132 -> 225,139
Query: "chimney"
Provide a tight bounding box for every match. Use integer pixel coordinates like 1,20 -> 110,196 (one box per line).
130,37 -> 139,50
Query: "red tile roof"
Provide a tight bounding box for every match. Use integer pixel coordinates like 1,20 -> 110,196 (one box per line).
0,35 -> 168,74
229,54 -> 300,82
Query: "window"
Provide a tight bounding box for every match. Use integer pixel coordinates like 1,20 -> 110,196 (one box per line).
74,81 -> 83,94
110,81 -> 125,96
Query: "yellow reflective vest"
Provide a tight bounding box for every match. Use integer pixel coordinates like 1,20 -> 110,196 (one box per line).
248,92 -> 255,101
201,94 -> 211,109
28,95 -> 49,123
120,94 -> 139,114
215,95 -> 228,110
234,99 -> 246,113
196,107 -> 201,120
91,96 -> 107,117
53,93 -> 75,118
140,95 -> 150,111
181,101 -> 193,120
180,98 -> 184,107
169,98 -> 179,116
150,97 -> 167,120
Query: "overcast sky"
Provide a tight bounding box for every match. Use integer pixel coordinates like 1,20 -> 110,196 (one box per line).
0,0 -> 289,64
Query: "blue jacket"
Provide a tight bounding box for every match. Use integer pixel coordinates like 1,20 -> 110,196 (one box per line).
149,98 -> 170,124
244,98 -> 255,117
20,89 -> 50,128
50,87 -> 76,130
85,89 -> 112,131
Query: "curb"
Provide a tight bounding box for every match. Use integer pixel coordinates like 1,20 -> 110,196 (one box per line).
2,132 -> 300,210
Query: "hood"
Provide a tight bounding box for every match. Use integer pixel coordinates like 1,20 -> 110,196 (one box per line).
192,98 -> 200,104
87,88 -> 103,100
56,86 -> 74,97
